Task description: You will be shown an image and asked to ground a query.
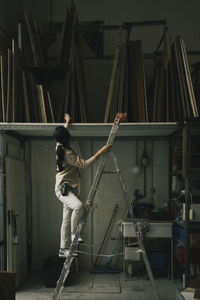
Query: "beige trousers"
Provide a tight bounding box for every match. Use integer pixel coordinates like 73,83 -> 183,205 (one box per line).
55,186 -> 83,249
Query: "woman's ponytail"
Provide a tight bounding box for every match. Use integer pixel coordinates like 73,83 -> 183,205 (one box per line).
54,126 -> 71,172
56,145 -> 65,172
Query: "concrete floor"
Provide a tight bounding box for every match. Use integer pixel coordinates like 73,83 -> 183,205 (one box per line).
16,271 -> 182,300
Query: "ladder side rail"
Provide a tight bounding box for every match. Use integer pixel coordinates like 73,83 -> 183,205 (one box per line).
106,123 -> 120,145
110,152 -> 131,207
52,257 -> 74,300
135,234 -> 160,300
85,157 -> 107,206
85,120 -> 121,207
108,197 -> 135,259
129,200 -> 160,300
111,151 -> 160,300
105,154 -> 137,266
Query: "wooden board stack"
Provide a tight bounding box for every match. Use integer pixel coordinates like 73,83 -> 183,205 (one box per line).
0,2 -> 87,123
104,31 -> 199,123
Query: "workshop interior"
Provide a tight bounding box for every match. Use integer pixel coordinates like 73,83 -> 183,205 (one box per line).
0,1 -> 200,300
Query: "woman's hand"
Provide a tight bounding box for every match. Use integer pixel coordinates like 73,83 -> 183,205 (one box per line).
64,113 -> 71,127
95,145 -> 112,159
101,145 -> 111,154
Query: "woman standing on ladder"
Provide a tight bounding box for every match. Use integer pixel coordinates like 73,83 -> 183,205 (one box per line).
54,113 -> 111,258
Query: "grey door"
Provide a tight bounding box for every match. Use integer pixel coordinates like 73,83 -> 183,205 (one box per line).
6,157 -> 27,288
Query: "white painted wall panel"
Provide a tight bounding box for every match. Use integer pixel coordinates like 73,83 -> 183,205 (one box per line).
153,140 -> 169,208
31,140 -> 60,270
5,157 -> 27,288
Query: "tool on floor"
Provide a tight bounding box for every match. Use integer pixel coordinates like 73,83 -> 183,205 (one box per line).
52,112 -> 127,300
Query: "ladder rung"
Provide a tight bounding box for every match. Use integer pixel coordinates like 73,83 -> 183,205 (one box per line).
103,170 -> 117,174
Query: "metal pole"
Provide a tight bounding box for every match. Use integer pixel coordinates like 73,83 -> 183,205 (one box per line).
0,131 -> 5,270
183,122 -> 190,287
184,178 -> 190,287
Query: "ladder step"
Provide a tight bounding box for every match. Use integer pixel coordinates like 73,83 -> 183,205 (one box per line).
103,170 -> 118,174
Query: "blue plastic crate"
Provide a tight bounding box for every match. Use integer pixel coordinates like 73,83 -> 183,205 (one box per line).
148,251 -> 168,270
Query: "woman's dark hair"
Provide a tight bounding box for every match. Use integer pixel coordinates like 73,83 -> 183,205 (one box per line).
54,126 -> 70,146
54,126 -> 70,172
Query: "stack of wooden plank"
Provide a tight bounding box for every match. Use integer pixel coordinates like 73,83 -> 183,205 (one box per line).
1,10 -> 198,124
148,37 -> 199,122
19,2 -> 87,123
104,28 -> 124,123
104,30 -> 148,123
0,38 -> 24,122
22,70 -> 55,122
56,1 -> 87,123
0,38 -> 55,123
149,38 -> 174,122
191,61 -> 200,114
105,31 -> 199,123
22,13 -> 46,66
58,2 -> 76,66
128,40 -> 148,122
174,37 -> 198,119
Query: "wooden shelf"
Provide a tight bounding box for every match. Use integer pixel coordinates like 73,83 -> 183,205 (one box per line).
0,122 -> 179,138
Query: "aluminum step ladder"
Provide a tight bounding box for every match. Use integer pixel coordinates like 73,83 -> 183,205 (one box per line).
52,112 -> 160,300
52,113 -> 126,300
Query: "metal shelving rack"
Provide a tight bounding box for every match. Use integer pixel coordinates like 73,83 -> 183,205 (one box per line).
173,120 -> 200,291
182,120 -> 200,287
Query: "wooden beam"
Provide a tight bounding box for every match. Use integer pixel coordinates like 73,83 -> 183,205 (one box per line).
104,27 -> 123,123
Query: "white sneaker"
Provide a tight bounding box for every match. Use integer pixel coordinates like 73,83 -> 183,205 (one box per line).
58,248 -> 70,258
58,248 -> 78,258
71,234 -> 83,243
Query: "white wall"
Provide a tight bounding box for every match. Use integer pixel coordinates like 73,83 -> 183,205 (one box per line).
30,138 -> 168,270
